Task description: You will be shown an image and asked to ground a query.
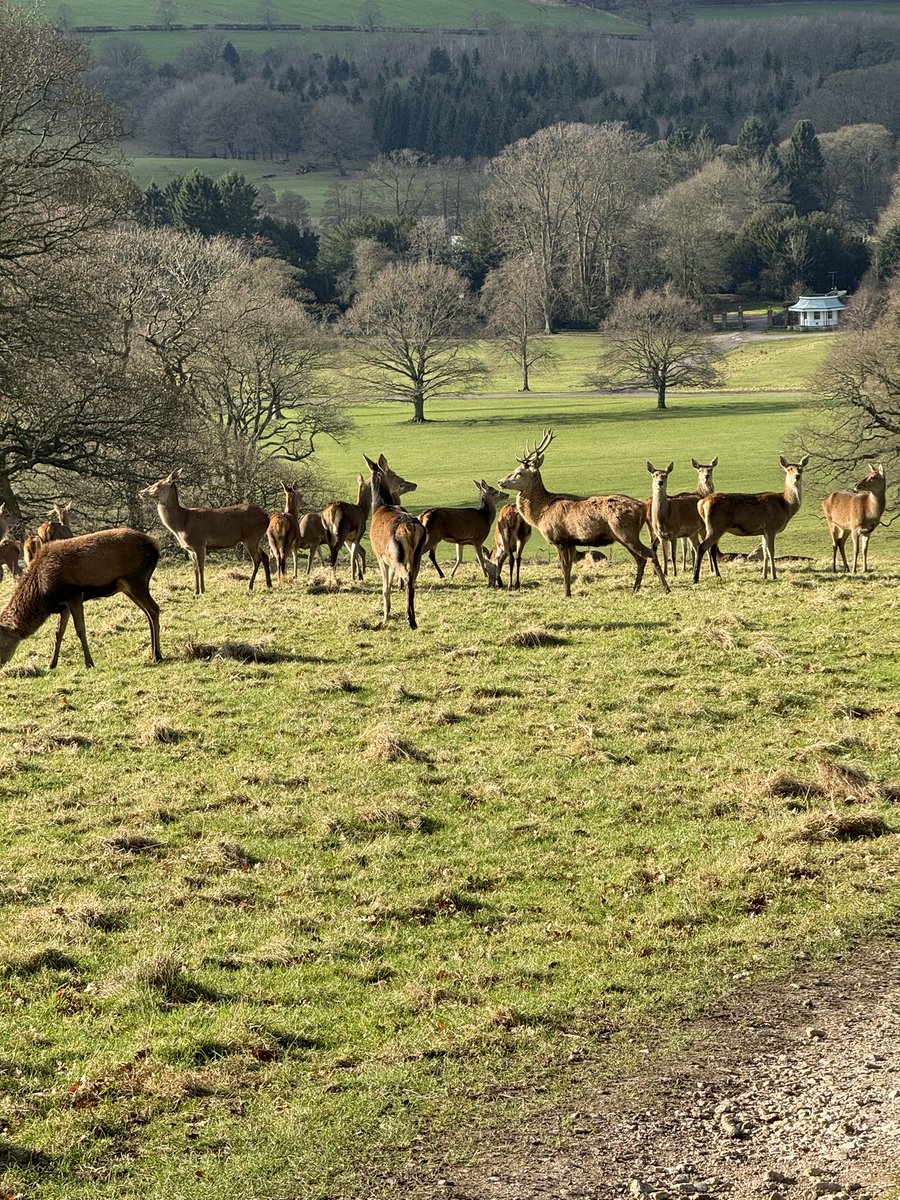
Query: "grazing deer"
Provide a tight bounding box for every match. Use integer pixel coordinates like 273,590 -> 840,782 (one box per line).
498,429 -> 669,598
822,464 -> 887,574
139,469 -> 271,594
37,502 -> 75,545
321,459 -> 416,581
267,481 -> 301,582
419,481 -> 509,580
485,504 -> 532,590
0,529 -> 161,669
693,454 -> 810,582
0,539 -> 23,582
363,454 -> 427,629
23,535 -> 42,566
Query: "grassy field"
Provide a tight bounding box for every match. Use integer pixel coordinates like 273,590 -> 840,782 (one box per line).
3,336 -> 899,1200
56,0 -> 637,30
695,0 -> 900,20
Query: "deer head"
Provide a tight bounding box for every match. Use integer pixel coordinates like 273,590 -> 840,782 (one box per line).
691,456 -> 718,493
139,468 -> 183,503
779,454 -> 809,493
854,463 -> 886,493
646,462 -> 674,495
0,624 -> 21,666
476,480 -> 509,504
499,429 -> 554,492
363,454 -> 417,501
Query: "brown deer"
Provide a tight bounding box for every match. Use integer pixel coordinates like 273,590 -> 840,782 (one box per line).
643,457 -> 718,575
139,469 -> 271,594
693,454 -> 810,582
484,504 -> 532,590
822,464 -> 887,573
296,512 -> 331,575
23,535 -> 42,566
320,458 -> 416,581
419,481 -> 509,580
0,539 -> 23,583
267,481 -> 301,581
0,529 -> 161,669
498,429 -> 669,598
363,454 -> 427,629
37,502 -> 75,545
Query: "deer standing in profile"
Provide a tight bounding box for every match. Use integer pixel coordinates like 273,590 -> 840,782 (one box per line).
693,454 -> 810,582
498,429 -> 669,598
37,503 -> 75,545
320,459 -> 416,581
485,504 -> 532,590
363,454 -> 427,629
139,469 -> 271,594
0,530 -> 162,669
419,481 -> 509,580
0,539 -> 23,582
822,464 -> 887,573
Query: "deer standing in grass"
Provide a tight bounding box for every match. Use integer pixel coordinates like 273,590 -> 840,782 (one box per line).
822,464 -> 887,574
644,458 -> 718,577
321,459 -> 416,581
485,504 -> 532,590
498,429 -> 669,598
0,530 -> 162,668
693,455 -> 810,582
37,503 -> 75,545
419,481 -> 509,580
0,539 -> 23,582
363,455 -> 427,629
267,481 -> 302,581
139,469 -> 271,594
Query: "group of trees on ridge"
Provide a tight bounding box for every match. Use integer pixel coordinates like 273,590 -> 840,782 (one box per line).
2,7 -> 899,531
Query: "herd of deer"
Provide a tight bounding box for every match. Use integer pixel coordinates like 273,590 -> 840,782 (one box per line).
0,430 -> 889,668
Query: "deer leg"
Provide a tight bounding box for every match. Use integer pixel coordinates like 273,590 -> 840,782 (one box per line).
191,548 -> 205,595
69,599 -> 94,669
474,543 -> 487,576
851,531 -> 861,575
514,549 -> 523,589
556,544 -> 575,597
293,547 -> 299,579
448,545 -> 464,580
668,535 -> 678,577
49,608 -> 70,668
428,547 -> 445,579
121,581 -> 162,662
861,532 -> 870,572
762,532 -> 777,580
379,561 -> 392,625
306,546 -> 316,575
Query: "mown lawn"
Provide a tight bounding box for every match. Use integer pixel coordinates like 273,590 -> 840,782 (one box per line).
1,552 -> 898,1200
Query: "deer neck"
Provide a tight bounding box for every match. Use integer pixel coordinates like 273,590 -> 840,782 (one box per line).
697,477 -> 714,498
478,495 -> 498,526
156,485 -> 190,536
650,485 -> 669,527
783,475 -> 803,514
864,480 -> 887,521
515,472 -> 551,527
356,480 -> 372,513
284,492 -> 301,521
369,475 -> 396,515
1,570 -> 46,639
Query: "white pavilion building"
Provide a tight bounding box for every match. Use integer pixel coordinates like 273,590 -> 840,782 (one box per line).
788,294 -> 845,330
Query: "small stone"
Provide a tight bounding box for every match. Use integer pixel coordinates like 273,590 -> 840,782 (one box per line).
806,1027 -> 827,1040
630,1181 -> 651,1197
649,1192 -> 673,1200
765,1170 -> 796,1185
719,1116 -> 744,1139
814,1183 -> 841,1197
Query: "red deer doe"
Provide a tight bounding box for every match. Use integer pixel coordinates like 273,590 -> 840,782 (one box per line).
822,464 -> 887,574
498,429 -> 669,598
644,457 -> 719,575
267,481 -> 301,581
484,504 -> 532,590
419,481 -> 509,580
37,502 -> 75,545
0,530 -> 162,669
363,454 -> 427,629
139,469 -> 271,594
0,539 -> 23,582
297,511 -> 331,575
693,455 -> 810,582
321,458 -> 416,581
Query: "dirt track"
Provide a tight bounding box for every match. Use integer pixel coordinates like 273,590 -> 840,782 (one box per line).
403,933 -> 899,1200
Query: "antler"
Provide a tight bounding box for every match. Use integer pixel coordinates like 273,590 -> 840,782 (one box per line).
535,428 -> 554,456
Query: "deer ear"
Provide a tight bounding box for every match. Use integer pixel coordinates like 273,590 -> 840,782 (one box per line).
779,455 -> 789,469
691,458 -> 700,469
877,463 -> 885,475
646,461 -> 654,473
798,454 -> 809,468
710,456 -> 718,467
667,462 -> 674,474
363,455 -> 378,472
377,454 -> 388,469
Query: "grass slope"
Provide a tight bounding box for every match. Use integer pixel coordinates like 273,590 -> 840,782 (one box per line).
1,559 -> 898,1200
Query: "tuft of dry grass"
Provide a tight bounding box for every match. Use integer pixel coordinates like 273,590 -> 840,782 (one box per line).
791,809 -> 893,844
102,831 -> 163,854
761,770 -> 824,800
184,639 -> 280,664
139,719 -> 183,746
118,950 -> 216,1003
3,662 -> 43,678
503,626 -> 566,649
324,805 -> 430,841
196,838 -> 253,872
322,674 -> 362,693
363,725 -> 427,763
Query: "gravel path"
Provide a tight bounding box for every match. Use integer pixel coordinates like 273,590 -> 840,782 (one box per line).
417,935 -> 899,1200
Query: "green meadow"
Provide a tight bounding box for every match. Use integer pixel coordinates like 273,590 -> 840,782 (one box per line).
1,330 -> 898,1200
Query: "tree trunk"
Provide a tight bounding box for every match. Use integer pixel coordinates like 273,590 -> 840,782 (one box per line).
521,358 -> 530,392
657,377 -> 667,410
0,469 -> 22,518
412,393 -> 426,423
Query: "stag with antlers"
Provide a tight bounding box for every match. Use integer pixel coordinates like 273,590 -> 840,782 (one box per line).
498,430 -> 669,598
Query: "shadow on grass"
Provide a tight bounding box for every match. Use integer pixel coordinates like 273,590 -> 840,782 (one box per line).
0,1140 -> 54,1171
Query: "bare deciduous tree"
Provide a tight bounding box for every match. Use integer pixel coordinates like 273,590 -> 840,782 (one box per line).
593,287 -> 724,411
344,261 -> 485,423
482,256 -> 559,392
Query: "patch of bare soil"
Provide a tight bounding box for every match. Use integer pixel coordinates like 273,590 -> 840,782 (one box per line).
400,933 -> 899,1200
